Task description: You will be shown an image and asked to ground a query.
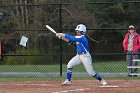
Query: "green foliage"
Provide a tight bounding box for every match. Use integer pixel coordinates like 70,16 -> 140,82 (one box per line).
0,61 -> 129,72
0,1 -> 140,62
3,49 -> 53,65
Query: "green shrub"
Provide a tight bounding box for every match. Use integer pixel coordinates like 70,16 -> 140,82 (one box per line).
3,49 -> 53,65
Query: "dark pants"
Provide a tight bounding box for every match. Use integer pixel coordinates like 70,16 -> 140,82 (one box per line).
126,51 -> 139,76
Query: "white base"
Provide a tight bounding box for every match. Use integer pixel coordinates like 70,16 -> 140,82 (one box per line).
100,85 -> 119,88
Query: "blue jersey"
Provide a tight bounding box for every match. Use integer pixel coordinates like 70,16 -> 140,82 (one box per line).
65,34 -> 89,53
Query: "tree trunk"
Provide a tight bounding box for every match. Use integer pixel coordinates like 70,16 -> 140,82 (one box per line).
19,0 -> 25,28
24,0 -> 29,28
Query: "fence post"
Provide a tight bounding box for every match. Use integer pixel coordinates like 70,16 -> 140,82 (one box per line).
59,4 -> 63,76
0,40 -> 1,59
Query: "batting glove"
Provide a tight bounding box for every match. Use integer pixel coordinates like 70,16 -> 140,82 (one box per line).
56,33 -> 62,38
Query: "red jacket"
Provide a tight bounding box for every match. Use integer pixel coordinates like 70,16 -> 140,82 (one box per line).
122,32 -> 140,54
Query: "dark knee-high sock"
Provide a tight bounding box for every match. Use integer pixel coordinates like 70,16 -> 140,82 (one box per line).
93,72 -> 103,81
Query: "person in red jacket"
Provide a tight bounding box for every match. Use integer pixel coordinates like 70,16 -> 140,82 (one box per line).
122,25 -> 140,77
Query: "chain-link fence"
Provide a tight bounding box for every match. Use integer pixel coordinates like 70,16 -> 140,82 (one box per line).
0,1 -> 140,77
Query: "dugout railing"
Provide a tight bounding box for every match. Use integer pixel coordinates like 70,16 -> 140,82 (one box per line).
127,59 -> 140,76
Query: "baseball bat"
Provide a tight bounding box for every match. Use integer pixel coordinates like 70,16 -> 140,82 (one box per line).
46,25 -> 57,34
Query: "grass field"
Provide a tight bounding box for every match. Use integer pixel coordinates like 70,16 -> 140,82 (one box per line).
0,61 -> 139,82
0,61 -> 129,72
0,75 -> 139,82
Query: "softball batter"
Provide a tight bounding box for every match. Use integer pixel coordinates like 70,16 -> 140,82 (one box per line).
56,24 -> 107,86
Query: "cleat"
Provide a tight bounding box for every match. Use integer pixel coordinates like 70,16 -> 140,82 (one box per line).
61,79 -> 71,86
100,80 -> 107,86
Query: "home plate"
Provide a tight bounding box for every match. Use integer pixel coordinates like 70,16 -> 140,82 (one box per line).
100,85 -> 119,88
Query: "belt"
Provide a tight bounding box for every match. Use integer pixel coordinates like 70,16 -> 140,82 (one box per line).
77,52 -> 87,55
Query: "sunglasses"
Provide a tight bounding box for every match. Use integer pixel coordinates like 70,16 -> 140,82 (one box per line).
128,28 -> 134,30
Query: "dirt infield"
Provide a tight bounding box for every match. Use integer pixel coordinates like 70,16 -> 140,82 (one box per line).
0,80 -> 140,93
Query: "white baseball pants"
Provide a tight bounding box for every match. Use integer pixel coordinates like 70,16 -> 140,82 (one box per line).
67,52 -> 96,76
